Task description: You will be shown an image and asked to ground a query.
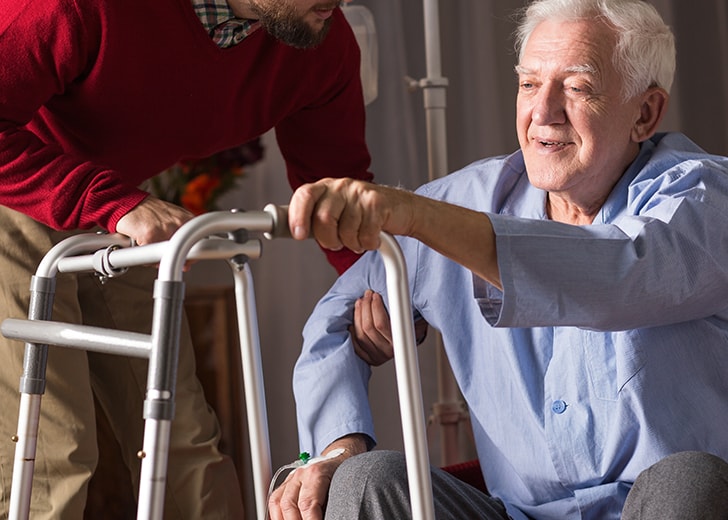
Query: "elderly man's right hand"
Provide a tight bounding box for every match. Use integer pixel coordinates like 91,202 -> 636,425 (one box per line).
288,177 -> 502,289
287,177 -> 418,254
115,196 -> 194,246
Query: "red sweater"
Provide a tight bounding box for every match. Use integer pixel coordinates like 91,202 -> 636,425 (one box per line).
0,0 -> 372,273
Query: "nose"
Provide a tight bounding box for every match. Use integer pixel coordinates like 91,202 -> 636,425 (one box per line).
530,83 -> 566,126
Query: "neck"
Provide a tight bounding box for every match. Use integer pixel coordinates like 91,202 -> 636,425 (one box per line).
227,0 -> 257,19
546,194 -> 604,225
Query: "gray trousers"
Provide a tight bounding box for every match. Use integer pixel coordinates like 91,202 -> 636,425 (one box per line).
622,451 -> 728,519
325,450 -> 508,520
325,450 -> 728,519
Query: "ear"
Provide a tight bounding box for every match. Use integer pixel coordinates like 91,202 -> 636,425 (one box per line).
631,87 -> 669,143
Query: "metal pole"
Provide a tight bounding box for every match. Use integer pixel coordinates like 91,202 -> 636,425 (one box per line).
231,264 -> 272,520
420,0 -> 467,466
422,0 -> 448,182
380,234 -> 436,520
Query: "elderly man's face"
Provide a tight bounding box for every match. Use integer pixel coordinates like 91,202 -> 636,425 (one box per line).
516,18 -> 644,213
247,0 -> 340,48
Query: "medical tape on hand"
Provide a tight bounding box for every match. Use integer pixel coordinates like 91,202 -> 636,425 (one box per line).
294,447 -> 346,470
264,448 -> 347,520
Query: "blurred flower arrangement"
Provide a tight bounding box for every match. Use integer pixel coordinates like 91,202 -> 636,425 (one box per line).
148,138 -> 264,215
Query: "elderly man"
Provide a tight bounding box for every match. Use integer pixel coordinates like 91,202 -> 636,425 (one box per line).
272,0 -> 728,518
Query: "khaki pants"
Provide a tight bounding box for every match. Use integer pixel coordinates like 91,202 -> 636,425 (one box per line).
0,207 -> 244,519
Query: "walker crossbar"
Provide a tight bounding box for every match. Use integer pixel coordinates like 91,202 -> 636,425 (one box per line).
1,319 -> 152,358
1,206 -> 435,520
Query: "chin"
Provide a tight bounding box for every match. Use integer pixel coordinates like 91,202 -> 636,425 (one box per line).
525,169 -> 572,192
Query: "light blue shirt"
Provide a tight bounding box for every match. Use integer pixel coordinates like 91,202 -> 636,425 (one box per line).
293,133 -> 728,519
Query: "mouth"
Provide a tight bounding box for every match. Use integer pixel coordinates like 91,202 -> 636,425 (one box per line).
313,8 -> 334,20
534,138 -> 572,150
312,2 -> 338,19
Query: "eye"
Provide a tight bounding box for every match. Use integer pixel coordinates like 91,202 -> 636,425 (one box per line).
519,81 -> 535,91
565,80 -> 593,95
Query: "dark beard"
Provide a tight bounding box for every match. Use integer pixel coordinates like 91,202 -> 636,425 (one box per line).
249,1 -> 333,49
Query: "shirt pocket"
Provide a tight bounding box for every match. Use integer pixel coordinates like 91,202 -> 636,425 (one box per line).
583,329 -> 646,401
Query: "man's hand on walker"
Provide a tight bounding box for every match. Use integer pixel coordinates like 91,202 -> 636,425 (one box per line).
116,196 -> 194,246
287,178 -> 418,254
288,177 -> 501,288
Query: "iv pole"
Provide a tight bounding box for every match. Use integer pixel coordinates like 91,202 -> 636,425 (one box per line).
415,0 -> 468,466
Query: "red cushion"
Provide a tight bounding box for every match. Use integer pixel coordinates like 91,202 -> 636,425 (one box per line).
441,459 -> 488,494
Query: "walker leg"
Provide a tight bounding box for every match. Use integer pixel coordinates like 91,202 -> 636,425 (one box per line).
9,391 -> 42,520
231,263 -> 272,520
136,279 -> 186,520
9,274 -> 57,520
379,234 -> 435,520
136,419 -> 173,520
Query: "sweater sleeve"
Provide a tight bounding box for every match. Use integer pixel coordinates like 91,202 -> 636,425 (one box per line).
274,9 -> 374,273
0,0 -> 148,232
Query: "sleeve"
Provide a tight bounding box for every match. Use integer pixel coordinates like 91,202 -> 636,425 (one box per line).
274,9 -> 374,273
477,158 -> 728,330
322,247 -> 366,275
293,232 -> 425,455
293,251 -> 386,455
0,0 -> 147,232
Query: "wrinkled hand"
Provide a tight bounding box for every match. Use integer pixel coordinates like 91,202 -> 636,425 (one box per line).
267,457 -> 338,520
288,178 -> 417,253
350,290 -> 393,366
288,177 -> 502,289
268,435 -> 367,520
350,290 -> 429,366
115,196 -> 194,246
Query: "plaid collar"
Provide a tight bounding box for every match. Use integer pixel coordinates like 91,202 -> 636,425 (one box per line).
192,0 -> 260,48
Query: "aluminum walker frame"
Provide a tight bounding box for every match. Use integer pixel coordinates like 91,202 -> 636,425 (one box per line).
1,206 -> 435,520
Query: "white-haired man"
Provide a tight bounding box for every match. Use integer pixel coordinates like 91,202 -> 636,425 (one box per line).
272,0 -> 728,518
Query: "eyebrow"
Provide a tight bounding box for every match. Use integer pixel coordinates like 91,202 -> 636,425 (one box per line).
514,63 -> 599,76
564,64 -> 598,75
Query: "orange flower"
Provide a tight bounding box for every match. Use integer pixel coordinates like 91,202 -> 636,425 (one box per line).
147,139 -> 263,213
180,173 -> 221,215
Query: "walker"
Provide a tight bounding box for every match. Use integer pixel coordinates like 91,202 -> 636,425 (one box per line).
0,206 -> 435,520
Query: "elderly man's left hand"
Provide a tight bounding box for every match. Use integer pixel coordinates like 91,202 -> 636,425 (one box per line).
350,289 -> 429,366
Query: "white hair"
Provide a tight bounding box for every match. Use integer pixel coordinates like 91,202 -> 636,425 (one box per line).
514,0 -> 676,100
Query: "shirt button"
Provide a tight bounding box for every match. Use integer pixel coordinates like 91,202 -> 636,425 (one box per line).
551,400 -> 567,414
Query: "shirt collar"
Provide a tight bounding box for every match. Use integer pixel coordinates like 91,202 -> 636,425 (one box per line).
192,0 -> 260,47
